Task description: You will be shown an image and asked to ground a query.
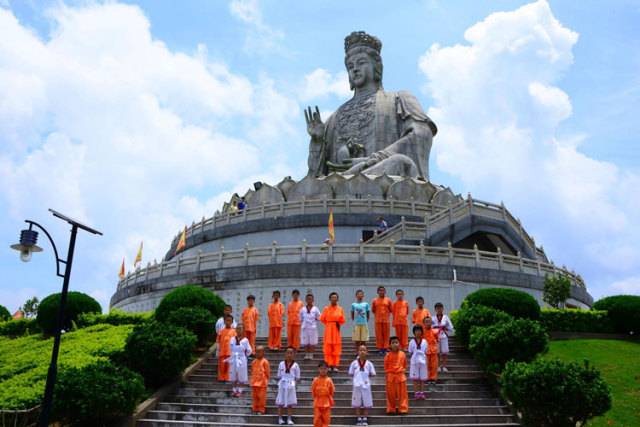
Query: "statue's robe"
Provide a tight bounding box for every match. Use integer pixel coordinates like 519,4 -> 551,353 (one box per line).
308,89 -> 437,179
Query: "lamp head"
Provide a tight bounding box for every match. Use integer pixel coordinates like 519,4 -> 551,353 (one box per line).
10,229 -> 43,263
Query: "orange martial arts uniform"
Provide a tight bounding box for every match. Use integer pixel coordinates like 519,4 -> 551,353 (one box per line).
384,350 -> 409,414
425,328 -> 440,381
392,299 -> 410,350
250,357 -> 270,413
267,301 -> 284,349
311,376 -> 335,427
412,307 -> 431,327
216,327 -> 236,381
320,304 -> 345,367
287,299 -> 304,349
242,306 -> 259,351
372,296 -> 393,350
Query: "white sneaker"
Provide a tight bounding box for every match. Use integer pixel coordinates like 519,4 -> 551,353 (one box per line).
278,417 -> 286,425
287,417 -> 295,425
441,367 -> 449,372
362,419 -> 369,426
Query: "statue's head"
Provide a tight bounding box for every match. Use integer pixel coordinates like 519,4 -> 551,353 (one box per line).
344,31 -> 383,90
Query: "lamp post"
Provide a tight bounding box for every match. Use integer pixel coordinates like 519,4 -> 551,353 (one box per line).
10,209 -> 102,427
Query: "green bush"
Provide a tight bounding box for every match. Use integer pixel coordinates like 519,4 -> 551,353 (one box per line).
540,308 -> 615,333
166,307 -> 215,347
77,309 -> 152,328
53,360 -> 145,426
155,285 -> 225,323
125,321 -> 196,387
37,291 -> 102,334
463,287 -> 541,320
501,359 -> 611,427
452,305 -> 513,347
543,274 -> 572,308
0,318 -> 41,338
469,319 -> 548,373
0,304 -> 11,321
593,295 -> 640,334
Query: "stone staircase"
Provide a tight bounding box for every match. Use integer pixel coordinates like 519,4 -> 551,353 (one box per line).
137,337 -> 519,427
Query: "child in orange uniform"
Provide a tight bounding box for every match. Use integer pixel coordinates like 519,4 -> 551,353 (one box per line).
423,316 -> 440,384
412,296 -> 431,328
384,336 -> 409,414
242,294 -> 259,352
371,286 -> 392,354
392,289 -> 410,350
268,291 -> 285,351
287,289 -> 304,350
311,361 -> 335,427
320,292 -> 346,371
250,346 -> 270,415
216,314 -> 236,382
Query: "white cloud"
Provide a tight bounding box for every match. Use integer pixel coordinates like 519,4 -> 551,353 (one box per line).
300,68 -> 351,101
419,0 -> 640,299
610,276 -> 640,295
228,0 -> 285,55
0,3 -> 301,310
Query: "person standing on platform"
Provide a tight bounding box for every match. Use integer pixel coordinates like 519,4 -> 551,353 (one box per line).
349,344 -> 376,426
350,289 -> 370,354
216,314 -> 236,382
320,292 -> 346,372
384,336 -> 409,415
287,289 -> 304,350
371,286 -> 393,354
268,291 -> 285,351
311,361 -> 335,427
276,347 -> 300,425
250,345 -> 270,415
242,295 -> 259,352
408,325 -> 428,400
392,289 -> 410,350
411,296 -> 431,328
300,293 -> 321,360
423,316 -> 440,385
433,302 -> 454,372
227,323 -> 252,397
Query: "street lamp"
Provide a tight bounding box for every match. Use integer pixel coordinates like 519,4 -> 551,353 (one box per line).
10,209 -> 102,427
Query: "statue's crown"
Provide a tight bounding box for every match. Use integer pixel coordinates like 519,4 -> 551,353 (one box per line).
344,31 -> 382,55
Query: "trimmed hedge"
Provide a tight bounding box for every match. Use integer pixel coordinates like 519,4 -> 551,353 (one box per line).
540,308 -> 615,333
37,291 -> 102,334
0,305 -> 10,321
166,307 -> 215,347
463,287 -> 541,320
0,318 -> 41,338
469,319 -> 548,373
155,285 -> 225,323
125,321 -> 196,387
53,360 -> 145,427
451,305 -> 513,347
593,295 -> 640,334
77,310 -> 152,328
501,359 -> 611,427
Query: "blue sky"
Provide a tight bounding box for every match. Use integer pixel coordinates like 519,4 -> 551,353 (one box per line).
1,0 -> 639,312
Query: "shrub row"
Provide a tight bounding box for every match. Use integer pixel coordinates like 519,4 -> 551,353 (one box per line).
76,310 -> 152,328
540,308 -> 614,333
0,318 -> 41,337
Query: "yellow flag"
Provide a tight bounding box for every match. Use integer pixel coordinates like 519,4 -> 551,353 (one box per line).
134,242 -> 143,268
176,226 -> 187,254
328,208 -> 335,244
118,258 -> 125,279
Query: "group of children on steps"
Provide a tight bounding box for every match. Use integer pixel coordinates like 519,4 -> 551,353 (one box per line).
215,286 -> 453,426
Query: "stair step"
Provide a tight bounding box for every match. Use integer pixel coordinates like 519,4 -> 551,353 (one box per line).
165,396 -> 502,407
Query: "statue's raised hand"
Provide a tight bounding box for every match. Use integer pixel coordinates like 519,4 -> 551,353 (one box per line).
304,106 -> 325,140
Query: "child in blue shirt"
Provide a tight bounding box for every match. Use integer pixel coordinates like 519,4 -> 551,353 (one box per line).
351,289 -> 370,354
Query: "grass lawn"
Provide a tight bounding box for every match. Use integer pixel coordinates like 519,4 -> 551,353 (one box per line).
543,339 -> 640,427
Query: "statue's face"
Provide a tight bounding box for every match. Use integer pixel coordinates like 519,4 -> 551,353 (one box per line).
346,52 -> 375,89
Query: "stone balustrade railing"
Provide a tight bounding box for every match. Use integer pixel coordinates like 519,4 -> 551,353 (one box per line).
119,241 -> 584,292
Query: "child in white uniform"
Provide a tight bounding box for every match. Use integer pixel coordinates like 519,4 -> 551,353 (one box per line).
349,345 -> 376,426
408,325 -> 428,399
299,293 -> 321,360
276,347 -> 300,425
227,323 -> 252,397
432,302 -> 454,372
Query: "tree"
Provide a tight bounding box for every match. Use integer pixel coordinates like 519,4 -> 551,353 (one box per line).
543,275 -> 571,309
22,296 -> 39,318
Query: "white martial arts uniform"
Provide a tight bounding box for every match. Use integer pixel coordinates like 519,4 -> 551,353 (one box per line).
275,361 -> 300,407
215,317 -> 237,334
299,305 -> 321,346
408,337 -> 428,380
348,359 -> 376,408
226,336 -> 252,384
432,314 -> 453,354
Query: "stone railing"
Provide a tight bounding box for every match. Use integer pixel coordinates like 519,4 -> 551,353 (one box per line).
119,241 -> 584,292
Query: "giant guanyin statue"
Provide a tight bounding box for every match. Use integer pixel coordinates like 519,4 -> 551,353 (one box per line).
305,31 -> 437,180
